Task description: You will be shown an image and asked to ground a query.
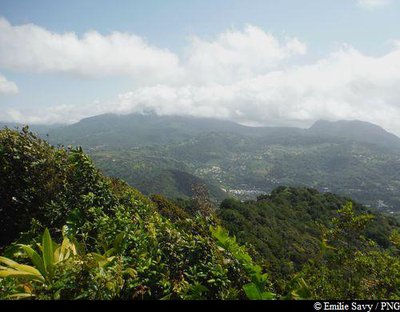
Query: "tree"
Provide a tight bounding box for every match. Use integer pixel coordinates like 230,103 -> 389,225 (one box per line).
299,202 -> 400,299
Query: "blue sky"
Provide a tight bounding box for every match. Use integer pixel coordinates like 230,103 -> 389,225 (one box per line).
2,0 -> 399,55
0,0 -> 400,134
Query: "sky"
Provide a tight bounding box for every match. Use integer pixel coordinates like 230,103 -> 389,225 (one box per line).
0,0 -> 400,134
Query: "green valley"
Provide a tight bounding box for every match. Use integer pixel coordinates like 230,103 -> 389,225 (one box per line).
40,114 -> 400,212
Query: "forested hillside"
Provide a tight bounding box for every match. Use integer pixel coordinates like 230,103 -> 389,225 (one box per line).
2,127 -> 400,300
216,187 -> 399,293
28,113 -> 400,211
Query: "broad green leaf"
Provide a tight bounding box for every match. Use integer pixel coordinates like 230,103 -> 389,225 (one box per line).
52,240 -> 60,251
54,237 -> 73,263
5,261 -> 41,276
7,293 -> 35,299
60,237 -> 72,259
53,247 -> 62,263
19,245 -> 46,277
0,256 -> 20,267
0,268 -> 44,282
243,283 -> 263,300
243,283 -> 274,300
0,257 -> 41,275
260,291 -> 275,300
42,228 -> 54,270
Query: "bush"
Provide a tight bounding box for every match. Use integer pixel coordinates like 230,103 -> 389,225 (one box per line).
0,127 -> 266,299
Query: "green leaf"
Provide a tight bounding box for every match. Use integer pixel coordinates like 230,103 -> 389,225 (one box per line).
0,256 -> 41,276
243,283 -> 263,300
160,293 -> 172,300
42,228 -> 54,270
113,232 -> 125,250
123,268 -> 137,278
0,268 -> 44,282
90,253 -> 115,268
243,283 -> 274,300
0,256 -> 20,267
260,291 -> 275,300
54,236 -> 74,263
7,293 -> 35,299
19,245 -> 46,277
104,247 -> 116,257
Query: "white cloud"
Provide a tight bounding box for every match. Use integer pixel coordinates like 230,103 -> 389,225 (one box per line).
357,0 -> 392,9
183,25 -> 306,84
110,44 -> 400,134
0,73 -> 18,94
0,19 -> 304,86
2,18 -> 400,135
4,102 -> 104,125
0,17 -> 181,83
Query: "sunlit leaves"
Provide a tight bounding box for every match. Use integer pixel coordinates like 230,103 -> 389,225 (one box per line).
210,225 -> 275,300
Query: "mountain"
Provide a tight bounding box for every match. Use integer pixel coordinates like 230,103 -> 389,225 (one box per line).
43,114 -> 400,152
47,113 -> 261,149
3,113 -> 400,210
52,114 -> 399,211
4,114 -> 400,151
308,120 -> 400,152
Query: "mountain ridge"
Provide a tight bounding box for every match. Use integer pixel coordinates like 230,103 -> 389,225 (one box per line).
308,119 -> 400,150
2,114 -> 400,210
2,114 -> 399,150
10,113 -> 395,151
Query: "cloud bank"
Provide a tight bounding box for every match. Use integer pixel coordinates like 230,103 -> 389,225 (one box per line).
113,45 -> 400,133
1,18 -> 400,135
0,17 -> 180,83
183,25 -> 306,85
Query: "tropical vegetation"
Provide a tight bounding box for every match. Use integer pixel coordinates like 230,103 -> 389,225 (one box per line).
1,126 -> 400,300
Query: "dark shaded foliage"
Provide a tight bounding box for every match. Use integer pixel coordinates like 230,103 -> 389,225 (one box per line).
0,126 -> 116,248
